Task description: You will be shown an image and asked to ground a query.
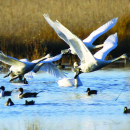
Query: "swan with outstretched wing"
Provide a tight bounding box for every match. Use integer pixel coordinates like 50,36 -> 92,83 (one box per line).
43,14 -> 118,54
44,18 -> 126,77
33,53 -> 66,78
0,52 -> 66,83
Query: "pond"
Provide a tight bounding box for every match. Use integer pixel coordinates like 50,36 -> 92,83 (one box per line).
0,63 -> 130,130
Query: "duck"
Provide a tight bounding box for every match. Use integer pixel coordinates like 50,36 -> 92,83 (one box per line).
124,107 -> 130,113
43,14 -> 118,54
5,98 -> 14,106
57,62 -> 82,87
0,86 -> 13,97
25,100 -> 35,105
86,88 -> 97,96
0,52 -> 66,83
44,19 -> 127,78
18,87 -> 43,98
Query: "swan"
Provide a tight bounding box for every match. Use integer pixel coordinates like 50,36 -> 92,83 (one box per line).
57,62 -> 83,87
43,14 -> 118,54
0,52 -> 66,82
43,18 -> 127,77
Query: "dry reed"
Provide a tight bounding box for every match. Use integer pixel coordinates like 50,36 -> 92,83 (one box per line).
0,0 -> 130,62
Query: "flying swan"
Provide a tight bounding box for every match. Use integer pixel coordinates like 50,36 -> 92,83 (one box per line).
57,33 -> 126,86
0,52 -> 66,82
43,14 -> 118,54
42,18 -> 127,78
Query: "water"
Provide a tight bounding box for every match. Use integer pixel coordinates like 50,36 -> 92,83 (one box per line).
0,65 -> 130,130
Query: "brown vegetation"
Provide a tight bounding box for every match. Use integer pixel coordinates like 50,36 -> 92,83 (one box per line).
0,0 -> 130,63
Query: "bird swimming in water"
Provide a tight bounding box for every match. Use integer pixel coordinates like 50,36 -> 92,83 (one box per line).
5,98 -> 14,106
57,62 -> 83,87
25,100 -> 35,105
124,107 -> 130,113
18,87 -> 43,98
86,88 -> 97,96
0,86 -> 13,97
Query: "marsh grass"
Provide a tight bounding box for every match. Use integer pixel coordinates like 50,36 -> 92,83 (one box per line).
2,118 -> 130,130
0,0 -> 130,61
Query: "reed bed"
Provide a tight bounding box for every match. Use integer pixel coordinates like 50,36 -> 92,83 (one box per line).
0,0 -> 130,61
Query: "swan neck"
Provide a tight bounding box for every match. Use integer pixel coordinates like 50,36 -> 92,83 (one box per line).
36,57 -> 47,64
111,55 -> 124,63
74,78 -> 78,87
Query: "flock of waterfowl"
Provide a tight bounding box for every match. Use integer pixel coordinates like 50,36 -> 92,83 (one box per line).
0,14 -> 129,113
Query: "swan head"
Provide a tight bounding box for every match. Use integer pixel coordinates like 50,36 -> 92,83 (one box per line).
0,86 -> 5,91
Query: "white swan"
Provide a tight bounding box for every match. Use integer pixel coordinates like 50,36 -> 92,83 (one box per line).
43,18 -> 127,77
43,14 -> 118,54
57,62 -> 83,87
0,52 -> 66,82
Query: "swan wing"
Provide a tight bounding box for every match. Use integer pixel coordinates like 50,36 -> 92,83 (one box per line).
31,54 -> 51,63
0,51 -> 25,67
20,59 -> 29,62
83,18 -> 118,48
54,21 -> 96,63
24,71 -> 36,79
41,53 -> 62,63
34,62 -> 66,78
94,33 -> 118,60
43,14 -> 70,46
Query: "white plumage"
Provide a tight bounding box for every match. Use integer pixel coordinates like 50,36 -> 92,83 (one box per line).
43,14 -> 118,54
57,62 -> 83,87
43,17 -> 127,77
0,52 -> 66,82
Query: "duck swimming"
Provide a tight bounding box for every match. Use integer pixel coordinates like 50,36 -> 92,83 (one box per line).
5,98 -> 14,106
86,88 -> 97,96
25,100 -> 35,105
0,86 -> 13,97
124,107 -> 130,113
18,87 -> 43,98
